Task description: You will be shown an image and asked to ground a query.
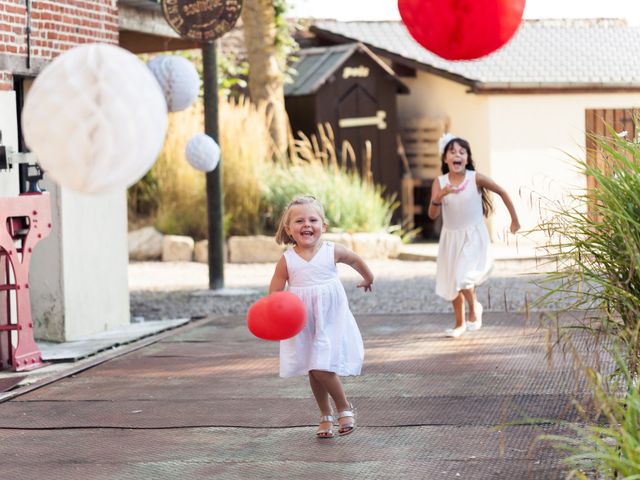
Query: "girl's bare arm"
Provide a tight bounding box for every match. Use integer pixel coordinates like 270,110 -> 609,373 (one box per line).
269,256 -> 289,293
476,172 -> 521,233
334,243 -> 374,291
428,177 -> 457,220
428,178 -> 442,220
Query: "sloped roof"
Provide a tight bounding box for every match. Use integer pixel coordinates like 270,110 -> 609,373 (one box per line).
311,19 -> 640,91
284,43 -> 409,96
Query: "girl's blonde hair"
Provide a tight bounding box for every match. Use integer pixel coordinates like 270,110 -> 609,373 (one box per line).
275,195 -> 328,245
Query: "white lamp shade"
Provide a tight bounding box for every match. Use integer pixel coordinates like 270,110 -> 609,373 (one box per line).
186,134 -> 220,172
147,55 -> 200,112
21,43 -> 168,194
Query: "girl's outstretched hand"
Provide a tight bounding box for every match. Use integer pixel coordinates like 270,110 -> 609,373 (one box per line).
510,220 -> 521,234
357,281 -> 373,292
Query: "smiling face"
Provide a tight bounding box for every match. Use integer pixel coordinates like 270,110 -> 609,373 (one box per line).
443,140 -> 469,174
285,204 -> 326,248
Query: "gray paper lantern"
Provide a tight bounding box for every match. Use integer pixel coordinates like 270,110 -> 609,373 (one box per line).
21,43 -> 168,194
147,55 -> 200,112
186,134 -> 220,172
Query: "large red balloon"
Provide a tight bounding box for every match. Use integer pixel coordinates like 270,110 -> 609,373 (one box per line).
247,291 -> 306,341
398,0 -> 526,60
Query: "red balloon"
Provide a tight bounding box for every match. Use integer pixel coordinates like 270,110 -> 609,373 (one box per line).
398,0 -> 526,60
247,291 -> 306,341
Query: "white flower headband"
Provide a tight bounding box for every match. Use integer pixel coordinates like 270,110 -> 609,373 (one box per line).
438,132 -> 457,155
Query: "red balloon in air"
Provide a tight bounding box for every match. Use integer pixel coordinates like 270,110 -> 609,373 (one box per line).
247,291 -> 306,341
398,0 -> 526,60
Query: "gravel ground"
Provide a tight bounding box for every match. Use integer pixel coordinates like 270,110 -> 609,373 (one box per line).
129,258 -> 570,321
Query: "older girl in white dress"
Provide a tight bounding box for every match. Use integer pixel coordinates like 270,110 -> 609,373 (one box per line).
270,195 -> 374,438
429,135 -> 520,338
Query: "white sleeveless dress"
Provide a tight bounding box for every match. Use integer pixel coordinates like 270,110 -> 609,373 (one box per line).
435,170 -> 493,301
279,241 -> 364,378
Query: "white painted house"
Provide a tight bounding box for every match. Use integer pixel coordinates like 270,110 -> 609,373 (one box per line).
309,19 -> 640,244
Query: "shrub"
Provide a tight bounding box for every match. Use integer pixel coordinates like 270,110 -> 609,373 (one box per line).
542,350 -> 640,479
536,126 -> 640,478
538,129 -> 640,367
262,125 -> 397,233
150,104 -> 209,239
128,99 -> 398,238
219,96 -> 273,235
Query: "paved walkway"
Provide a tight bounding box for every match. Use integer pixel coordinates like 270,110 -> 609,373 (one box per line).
0,307 -> 594,479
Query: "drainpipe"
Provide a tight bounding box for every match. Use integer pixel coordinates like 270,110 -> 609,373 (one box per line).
26,0 -> 32,70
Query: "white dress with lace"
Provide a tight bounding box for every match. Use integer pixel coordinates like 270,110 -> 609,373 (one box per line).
279,241 -> 364,378
435,170 -> 493,301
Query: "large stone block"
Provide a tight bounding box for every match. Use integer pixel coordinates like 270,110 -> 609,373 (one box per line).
352,232 -> 402,259
323,232 -> 353,250
194,239 -> 208,263
128,226 -> 163,260
228,235 -> 285,263
162,235 -> 194,262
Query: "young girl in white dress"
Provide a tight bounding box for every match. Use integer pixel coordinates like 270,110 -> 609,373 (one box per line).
429,134 -> 520,338
270,195 -> 374,438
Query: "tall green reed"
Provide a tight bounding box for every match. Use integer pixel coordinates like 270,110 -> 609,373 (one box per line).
538,129 -> 640,368
535,126 -> 640,478
541,347 -> 640,479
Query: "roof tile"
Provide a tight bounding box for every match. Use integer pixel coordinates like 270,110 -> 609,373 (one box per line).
312,18 -> 640,88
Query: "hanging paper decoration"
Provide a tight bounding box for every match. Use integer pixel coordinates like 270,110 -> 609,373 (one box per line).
21,43 -> 167,194
147,55 -> 200,112
185,133 -> 220,172
398,0 -> 526,60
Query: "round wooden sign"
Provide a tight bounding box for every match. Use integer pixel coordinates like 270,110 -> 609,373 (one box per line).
162,0 -> 243,41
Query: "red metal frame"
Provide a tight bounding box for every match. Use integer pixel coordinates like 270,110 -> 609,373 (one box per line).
0,192 -> 52,371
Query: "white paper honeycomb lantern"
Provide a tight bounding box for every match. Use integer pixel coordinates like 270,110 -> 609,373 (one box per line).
147,55 -> 200,112
186,133 -> 220,172
21,43 -> 168,194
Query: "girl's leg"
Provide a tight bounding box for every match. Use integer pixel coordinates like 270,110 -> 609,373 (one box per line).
309,370 -> 350,411
446,293 -> 467,337
309,370 -> 355,434
452,292 -> 465,328
308,371 -> 332,414
308,371 -> 334,438
461,287 -> 478,322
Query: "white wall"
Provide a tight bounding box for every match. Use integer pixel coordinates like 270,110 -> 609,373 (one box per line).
397,74 -> 640,246
0,92 -> 20,196
60,187 -> 130,340
487,93 -> 640,244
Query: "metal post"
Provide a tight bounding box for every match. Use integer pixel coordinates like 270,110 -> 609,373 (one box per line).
202,41 -> 225,290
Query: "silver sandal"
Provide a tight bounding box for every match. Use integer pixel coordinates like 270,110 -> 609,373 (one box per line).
316,414 -> 335,438
337,406 -> 356,436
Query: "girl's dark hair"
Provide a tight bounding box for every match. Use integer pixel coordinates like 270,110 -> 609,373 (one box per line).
441,137 -> 493,217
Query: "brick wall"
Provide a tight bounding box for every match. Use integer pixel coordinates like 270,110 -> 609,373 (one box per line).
0,0 -> 119,90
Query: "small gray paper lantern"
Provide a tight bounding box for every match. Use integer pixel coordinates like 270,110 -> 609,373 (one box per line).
147,55 -> 200,112
186,134 -> 220,172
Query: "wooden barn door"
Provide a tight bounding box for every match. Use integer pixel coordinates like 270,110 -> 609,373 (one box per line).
337,84 -> 382,185
585,108 -> 638,190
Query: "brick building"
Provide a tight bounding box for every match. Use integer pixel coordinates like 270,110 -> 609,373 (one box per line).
0,1 -> 119,90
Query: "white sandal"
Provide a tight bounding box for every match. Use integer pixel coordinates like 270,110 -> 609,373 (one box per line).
467,302 -> 483,332
316,415 -> 335,438
445,324 -> 466,338
337,405 -> 356,436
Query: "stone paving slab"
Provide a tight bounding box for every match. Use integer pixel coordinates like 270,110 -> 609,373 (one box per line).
0,310 -> 598,479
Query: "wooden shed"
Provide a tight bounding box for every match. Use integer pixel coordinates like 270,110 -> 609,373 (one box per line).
285,43 -> 409,209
